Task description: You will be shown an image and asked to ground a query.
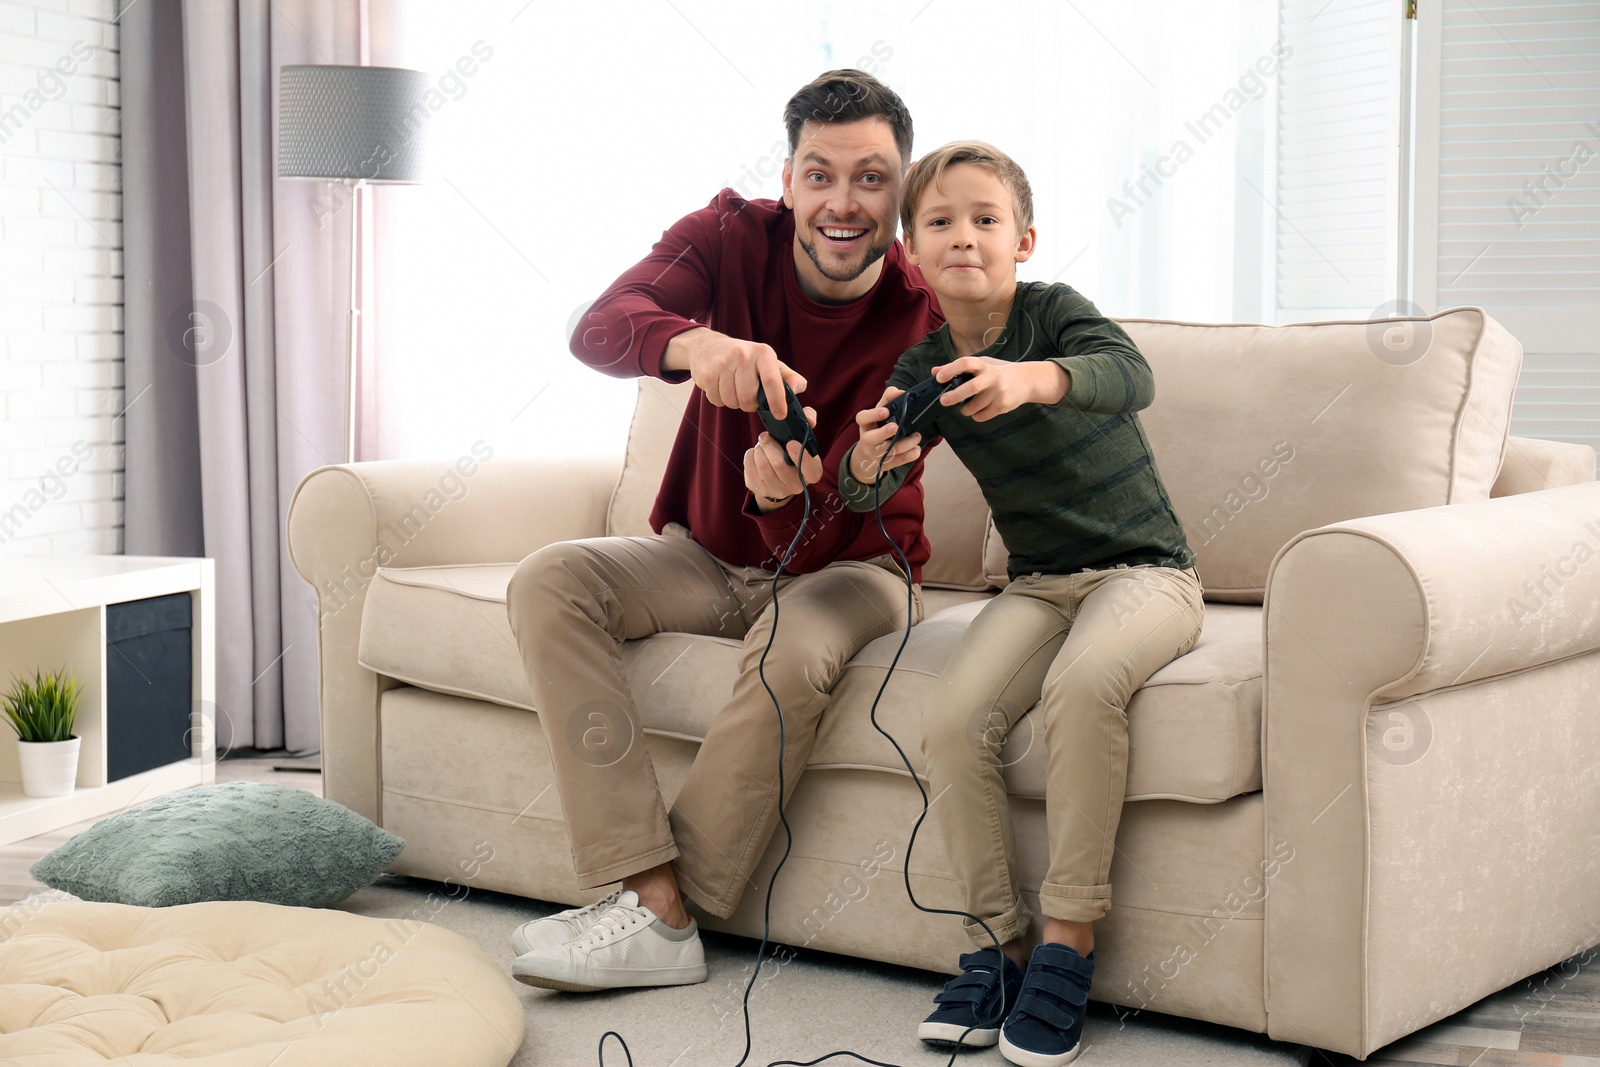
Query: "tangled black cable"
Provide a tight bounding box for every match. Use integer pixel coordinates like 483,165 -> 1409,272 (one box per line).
598,449 -> 1012,1067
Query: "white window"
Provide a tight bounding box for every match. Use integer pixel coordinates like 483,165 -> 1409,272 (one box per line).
1274,0 -> 1407,322
1276,0 -> 1600,460
371,0 -> 1283,460
1410,0 -> 1600,460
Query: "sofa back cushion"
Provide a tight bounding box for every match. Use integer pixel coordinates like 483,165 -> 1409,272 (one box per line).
1123,307 -> 1521,602
610,307 -> 1524,602
606,378 -> 997,590
608,377 -> 687,540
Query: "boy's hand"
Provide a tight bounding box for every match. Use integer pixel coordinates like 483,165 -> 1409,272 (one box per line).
665,327 -> 808,416
934,357 -> 1070,421
850,387 -> 922,485
746,406 -> 822,511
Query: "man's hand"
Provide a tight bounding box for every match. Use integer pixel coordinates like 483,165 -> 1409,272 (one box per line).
849,386 -> 922,484
664,327 -> 808,416
745,406 -> 822,512
934,356 -> 1070,421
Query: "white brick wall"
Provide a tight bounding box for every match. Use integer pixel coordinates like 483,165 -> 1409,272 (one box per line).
0,0 -> 123,556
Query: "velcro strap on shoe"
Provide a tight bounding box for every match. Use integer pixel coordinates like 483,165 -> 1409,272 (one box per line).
932,974 -> 999,1006
1010,946 -> 1092,1034
956,950 -> 1005,971
1014,988 -> 1082,1031
1028,947 -> 1094,1001
1028,964 -> 1091,1005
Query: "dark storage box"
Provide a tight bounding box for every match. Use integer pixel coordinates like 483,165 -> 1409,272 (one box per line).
105,592 -> 194,782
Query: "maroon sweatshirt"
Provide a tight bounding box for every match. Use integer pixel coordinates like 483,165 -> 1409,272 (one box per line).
573,190 -> 943,580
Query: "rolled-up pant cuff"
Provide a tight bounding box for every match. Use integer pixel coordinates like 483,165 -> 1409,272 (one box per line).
670,866 -> 730,920
1039,882 -> 1112,924
574,841 -> 680,892
961,894 -> 1031,948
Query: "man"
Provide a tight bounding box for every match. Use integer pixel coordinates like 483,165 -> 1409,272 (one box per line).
505,69 -> 943,992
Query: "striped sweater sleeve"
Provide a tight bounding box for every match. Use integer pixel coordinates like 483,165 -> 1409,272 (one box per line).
1036,285 -> 1154,414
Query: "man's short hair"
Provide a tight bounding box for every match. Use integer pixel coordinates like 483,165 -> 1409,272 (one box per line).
900,140 -> 1035,236
783,70 -> 913,167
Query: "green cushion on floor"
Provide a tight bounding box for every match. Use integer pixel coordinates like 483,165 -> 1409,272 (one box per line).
30,781 -> 404,908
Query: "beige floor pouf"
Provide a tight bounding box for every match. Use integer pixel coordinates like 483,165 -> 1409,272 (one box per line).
0,899 -> 524,1065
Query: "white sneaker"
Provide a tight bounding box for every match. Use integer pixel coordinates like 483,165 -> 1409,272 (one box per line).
509,890 -> 622,956
510,890 -> 707,992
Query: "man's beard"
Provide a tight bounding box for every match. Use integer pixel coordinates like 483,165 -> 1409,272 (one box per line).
799,232 -> 891,283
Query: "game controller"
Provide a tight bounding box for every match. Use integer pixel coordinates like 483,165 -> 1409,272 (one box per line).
755,381 -> 819,467
882,372 -> 974,443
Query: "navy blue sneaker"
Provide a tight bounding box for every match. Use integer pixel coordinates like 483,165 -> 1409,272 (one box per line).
998,943 -> 1094,1066
918,947 -> 1026,1048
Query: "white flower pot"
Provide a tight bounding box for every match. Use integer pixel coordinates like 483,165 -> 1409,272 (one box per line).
17,736 -> 81,798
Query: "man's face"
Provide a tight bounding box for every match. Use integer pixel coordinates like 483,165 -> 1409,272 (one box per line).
904,163 -> 1035,310
782,117 -> 902,303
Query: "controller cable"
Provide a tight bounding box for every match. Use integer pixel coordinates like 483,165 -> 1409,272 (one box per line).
597,437 -> 1011,1067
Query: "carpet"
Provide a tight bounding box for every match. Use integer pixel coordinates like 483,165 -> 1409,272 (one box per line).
333,875 -> 1313,1067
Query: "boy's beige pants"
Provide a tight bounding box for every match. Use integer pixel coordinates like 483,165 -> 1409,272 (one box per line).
922,564 -> 1204,941
505,529 -> 922,919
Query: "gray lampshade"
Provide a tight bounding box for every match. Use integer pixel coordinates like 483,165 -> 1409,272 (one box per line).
278,65 -> 429,183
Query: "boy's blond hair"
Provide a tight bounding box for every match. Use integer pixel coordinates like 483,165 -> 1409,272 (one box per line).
899,140 -> 1034,237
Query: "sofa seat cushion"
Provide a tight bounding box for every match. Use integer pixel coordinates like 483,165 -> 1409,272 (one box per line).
359,563 -> 535,709
358,565 -> 1263,803
819,599 -> 1265,802
356,564 -> 986,714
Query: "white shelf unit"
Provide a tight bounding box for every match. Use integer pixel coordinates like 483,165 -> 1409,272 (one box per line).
0,555 -> 215,846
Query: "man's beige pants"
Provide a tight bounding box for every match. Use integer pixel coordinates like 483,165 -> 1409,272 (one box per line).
921,563 -> 1204,943
505,529 -> 922,919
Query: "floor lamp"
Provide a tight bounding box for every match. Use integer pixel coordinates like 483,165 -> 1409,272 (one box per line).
277,64 -> 428,463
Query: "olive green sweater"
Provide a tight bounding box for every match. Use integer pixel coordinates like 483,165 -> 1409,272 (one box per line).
840,281 -> 1194,579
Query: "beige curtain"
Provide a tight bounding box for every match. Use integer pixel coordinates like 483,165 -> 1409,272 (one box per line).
122,0 -> 387,754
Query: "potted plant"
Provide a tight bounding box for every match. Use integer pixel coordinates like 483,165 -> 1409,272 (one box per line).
3,667 -> 82,797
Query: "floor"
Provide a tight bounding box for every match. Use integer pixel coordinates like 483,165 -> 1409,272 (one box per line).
1312,966 -> 1600,1067
1,755 -> 1596,1065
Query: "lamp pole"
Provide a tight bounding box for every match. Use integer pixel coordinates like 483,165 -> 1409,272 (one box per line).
276,64 -> 428,466
345,178 -> 363,463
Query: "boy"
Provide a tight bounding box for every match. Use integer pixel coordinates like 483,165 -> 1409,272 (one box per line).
838,141 -> 1203,1066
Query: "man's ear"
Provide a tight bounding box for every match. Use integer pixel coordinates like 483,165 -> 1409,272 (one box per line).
1014,225 -> 1038,264
781,157 -> 795,209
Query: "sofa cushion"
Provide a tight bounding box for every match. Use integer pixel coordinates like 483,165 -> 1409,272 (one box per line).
360,563 -> 534,709
1123,307 -> 1522,602
605,310 -> 1523,602
916,442 -> 1001,591
606,377 -> 1000,591
607,376 -> 685,540
358,564 -> 1263,803
819,599 -> 1265,803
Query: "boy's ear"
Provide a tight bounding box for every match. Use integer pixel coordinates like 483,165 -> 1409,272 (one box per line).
1014,225 -> 1038,264
781,158 -> 795,209
903,229 -> 922,266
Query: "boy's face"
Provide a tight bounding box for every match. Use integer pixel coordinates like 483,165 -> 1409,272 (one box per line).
782,118 -> 903,302
904,163 -> 1035,306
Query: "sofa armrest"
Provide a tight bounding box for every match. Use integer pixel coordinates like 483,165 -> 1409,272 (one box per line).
1492,435 -> 1596,496
288,453 -> 621,580
1261,480 -> 1600,1056
286,453 -> 621,821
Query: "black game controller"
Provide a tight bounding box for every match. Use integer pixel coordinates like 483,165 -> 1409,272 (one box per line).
882,372 -> 974,443
756,381 -> 819,468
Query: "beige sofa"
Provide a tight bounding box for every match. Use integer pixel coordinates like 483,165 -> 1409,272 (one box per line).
287,307 -> 1600,1059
